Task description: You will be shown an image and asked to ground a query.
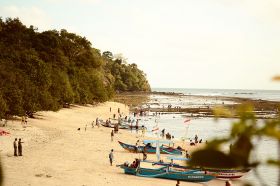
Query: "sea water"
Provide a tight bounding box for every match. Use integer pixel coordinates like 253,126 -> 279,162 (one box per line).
140,116 -> 278,186
133,88 -> 280,186
153,88 -> 280,102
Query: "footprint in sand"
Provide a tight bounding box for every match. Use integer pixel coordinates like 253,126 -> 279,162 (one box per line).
35,173 -> 52,178
35,174 -> 43,177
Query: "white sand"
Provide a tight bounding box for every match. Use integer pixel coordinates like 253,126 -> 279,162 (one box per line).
0,102 -> 241,186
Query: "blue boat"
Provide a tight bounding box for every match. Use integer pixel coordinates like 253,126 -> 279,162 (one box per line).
119,164 -> 215,182
155,158 -> 250,179
118,141 -> 182,155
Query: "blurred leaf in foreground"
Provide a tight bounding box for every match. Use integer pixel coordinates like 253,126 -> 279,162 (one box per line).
189,149 -> 238,168
213,106 -> 233,119
272,76 -> 280,81
267,159 -> 280,166
229,134 -> 253,167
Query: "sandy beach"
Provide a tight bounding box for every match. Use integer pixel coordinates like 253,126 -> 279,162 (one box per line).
0,102 -> 240,186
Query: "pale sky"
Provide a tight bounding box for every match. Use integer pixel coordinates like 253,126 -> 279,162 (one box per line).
1,0 -> 280,90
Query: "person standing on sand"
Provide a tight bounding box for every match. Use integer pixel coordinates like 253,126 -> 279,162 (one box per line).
13,138 -> 17,156
141,126 -> 146,137
96,117 -> 99,127
18,138 -> 24,156
136,119 -> 139,134
109,149 -> 114,166
111,130 -> 114,142
135,140 -> 140,153
21,117 -> 24,125
110,107 -> 111,112
176,180 -> 180,186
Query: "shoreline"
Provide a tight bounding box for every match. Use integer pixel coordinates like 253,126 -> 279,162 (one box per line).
0,101 -> 239,186
114,92 -> 280,119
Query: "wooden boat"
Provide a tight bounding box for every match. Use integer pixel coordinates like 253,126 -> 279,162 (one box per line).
204,168 -> 250,179
118,141 -> 182,155
119,164 -> 215,182
154,161 -> 250,179
101,122 -> 129,129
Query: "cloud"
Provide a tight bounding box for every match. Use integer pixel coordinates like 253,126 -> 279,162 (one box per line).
0,6 -> 52,31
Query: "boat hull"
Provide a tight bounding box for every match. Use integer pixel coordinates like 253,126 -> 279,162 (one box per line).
118,141 -> 182,155
205,169 -> 250,179
120,165 -> 215,182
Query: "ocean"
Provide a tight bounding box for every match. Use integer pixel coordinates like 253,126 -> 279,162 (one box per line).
152,88 -> 280,102
132,88 -> 280,186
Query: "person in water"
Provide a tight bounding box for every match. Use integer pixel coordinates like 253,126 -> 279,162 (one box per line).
194,134 -> 198,143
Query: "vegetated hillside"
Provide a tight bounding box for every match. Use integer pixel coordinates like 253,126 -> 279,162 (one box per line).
0,18 -> 150,118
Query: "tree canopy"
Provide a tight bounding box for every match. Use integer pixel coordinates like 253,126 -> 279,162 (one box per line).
0,18 -> 150,118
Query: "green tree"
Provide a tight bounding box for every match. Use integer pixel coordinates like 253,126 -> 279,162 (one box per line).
0,17 -> 150,118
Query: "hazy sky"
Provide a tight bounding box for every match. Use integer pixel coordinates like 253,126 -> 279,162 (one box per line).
1,0 -> 280,90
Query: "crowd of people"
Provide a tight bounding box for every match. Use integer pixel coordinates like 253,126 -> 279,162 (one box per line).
161,129 -> 174,140
190,134 -> 204,146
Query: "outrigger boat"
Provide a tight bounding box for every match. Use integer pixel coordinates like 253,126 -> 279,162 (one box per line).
203,168 -> 250,179
118,119 -> 215,182
163,156 -> 250,180
101,123 -> 129,129
119,161 -> 215,182
118,141 -> 182,155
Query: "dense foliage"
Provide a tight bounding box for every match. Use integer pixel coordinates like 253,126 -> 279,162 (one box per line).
0,18 -> 150,118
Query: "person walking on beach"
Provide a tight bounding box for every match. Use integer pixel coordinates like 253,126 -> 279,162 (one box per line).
111,130 -> 114,142
176,180 -> 180,186
110,107 -> 111,112
225,180 -> 232,186
142,151 -> 147,160
13,138 -> 17,156
18,138 -> 24,156
109,149 -> 114,166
